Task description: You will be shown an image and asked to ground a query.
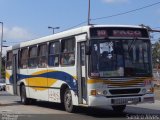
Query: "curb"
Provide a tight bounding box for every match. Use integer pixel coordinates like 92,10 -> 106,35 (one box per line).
0,101 -> 10,106
0,103 -> 8,106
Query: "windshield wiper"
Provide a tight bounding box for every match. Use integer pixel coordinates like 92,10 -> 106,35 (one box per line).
128,38 -> 137,52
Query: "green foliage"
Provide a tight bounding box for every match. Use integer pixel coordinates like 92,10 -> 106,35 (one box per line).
152,41 -> 160,68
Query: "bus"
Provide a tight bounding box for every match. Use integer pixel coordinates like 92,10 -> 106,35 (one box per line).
6,25 -> 154,112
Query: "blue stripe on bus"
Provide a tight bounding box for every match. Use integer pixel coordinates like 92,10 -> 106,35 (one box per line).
9,71 -> 78,93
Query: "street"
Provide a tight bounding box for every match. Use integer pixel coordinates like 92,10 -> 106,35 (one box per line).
0,91 -> 160,120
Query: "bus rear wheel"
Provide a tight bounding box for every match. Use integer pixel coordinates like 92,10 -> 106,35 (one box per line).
20,85 -> 30,105
64,88 -> 75,112
112,105 -> 126,113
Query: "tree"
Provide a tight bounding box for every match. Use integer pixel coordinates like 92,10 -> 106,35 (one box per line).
152,39 -> 160,68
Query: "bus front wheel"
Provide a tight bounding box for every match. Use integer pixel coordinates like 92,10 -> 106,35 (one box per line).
20,85 -> 30,105
64,88 -> 75,112
112,105 -> 126,113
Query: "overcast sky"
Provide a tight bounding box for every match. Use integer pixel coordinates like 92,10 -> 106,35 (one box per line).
0,0 -> 160,48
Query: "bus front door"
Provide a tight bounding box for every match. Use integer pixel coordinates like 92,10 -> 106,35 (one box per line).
77,42 -> 87,104
12,54 -> 18,95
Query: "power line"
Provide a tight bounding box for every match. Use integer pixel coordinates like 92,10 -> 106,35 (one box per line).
91,1 -> 160,21
7,2 -> 160,45
6,41 -> 24,44
63,21 -> 87,31
64,1 -> 160,31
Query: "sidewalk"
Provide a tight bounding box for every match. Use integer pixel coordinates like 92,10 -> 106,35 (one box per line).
0,91 -> 19,106
153,69 -> 160,87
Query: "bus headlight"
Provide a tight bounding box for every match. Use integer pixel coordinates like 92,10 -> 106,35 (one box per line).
103,90 -> 108,96
142,88 -> 147,94
97,90 -> 103,95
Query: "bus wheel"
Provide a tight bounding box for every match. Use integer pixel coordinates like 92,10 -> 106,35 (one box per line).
20,85 -> 30,105
64,88 -> 75,112
112,105 -> 126,113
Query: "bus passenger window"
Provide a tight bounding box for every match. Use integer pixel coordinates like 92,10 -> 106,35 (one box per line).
61,38 -> 75,66
48,42 -> 60,67
38,44 -> 47,68
20,48 -> 28,69
28,46 -> 37,68
6,51 -> 13,70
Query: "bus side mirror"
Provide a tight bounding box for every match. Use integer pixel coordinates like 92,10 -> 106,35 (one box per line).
85,45 -> 92,55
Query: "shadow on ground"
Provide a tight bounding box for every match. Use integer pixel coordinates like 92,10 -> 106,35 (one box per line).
25,100 -> 160,118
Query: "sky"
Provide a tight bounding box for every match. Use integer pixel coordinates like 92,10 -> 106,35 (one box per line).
0,0 -> 160,48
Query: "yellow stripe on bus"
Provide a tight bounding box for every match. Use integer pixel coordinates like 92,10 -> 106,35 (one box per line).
26,77 -> 57,91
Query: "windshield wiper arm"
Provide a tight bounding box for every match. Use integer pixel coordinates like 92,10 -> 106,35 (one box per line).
128,38 -> 137,52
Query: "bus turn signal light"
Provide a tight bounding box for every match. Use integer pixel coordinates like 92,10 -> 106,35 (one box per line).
90,90 -> 97,96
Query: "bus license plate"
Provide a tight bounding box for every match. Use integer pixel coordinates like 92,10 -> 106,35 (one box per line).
112,97 -> 140,105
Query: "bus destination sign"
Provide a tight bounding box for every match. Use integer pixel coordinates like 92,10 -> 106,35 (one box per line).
90,27 -> 149,38
113,30 -> 142,37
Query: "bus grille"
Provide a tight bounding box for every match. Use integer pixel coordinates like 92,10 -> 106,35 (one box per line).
105,78 -> 145,88
109,88 -> 141,95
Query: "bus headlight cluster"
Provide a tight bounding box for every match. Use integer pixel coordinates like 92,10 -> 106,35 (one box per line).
90,89 -> 108,96
141,87 -> 154,94
97,90 -> 108,96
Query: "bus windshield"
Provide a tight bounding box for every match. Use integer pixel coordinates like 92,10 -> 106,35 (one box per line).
90,39 -> 152,78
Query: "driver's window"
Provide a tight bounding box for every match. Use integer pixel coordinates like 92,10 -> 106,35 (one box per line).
99,42 -> 115,71
100,42 -> 113,59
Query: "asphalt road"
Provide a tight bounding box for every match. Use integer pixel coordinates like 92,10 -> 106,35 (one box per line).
0,91 -> 160,120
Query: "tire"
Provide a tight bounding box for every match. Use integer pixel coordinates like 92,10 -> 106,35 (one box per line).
112,105 -> 126,113
64,88 -> 75,112
20,85 -> 30,105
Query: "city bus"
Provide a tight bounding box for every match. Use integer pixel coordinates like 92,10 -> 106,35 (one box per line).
6,25 -> 154,112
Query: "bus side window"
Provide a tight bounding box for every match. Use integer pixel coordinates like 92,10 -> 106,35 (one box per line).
38,44 -> 47,68
28,46 -> 37,68
61,38 -> 75,66
6,51 -> 13,70
20,48 -> 28,69
48,41 -> 60,67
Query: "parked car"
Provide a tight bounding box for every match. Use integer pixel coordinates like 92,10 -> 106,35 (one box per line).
0,79 -> 6,91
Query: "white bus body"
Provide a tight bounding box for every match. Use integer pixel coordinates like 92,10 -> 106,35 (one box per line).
6,25 -> 154,112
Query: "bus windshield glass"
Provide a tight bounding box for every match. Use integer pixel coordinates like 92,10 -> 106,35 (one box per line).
90,39 -> 151,78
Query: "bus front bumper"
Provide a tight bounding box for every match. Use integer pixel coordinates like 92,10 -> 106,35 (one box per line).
88,93 -> 154,107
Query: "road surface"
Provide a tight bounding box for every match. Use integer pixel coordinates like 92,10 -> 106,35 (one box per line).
0,91 -> 160,120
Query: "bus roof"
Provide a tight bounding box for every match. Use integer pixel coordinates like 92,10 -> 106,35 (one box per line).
6,24 -> 147,51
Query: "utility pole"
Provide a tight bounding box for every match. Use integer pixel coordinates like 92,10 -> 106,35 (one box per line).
88,0 -> 91,25
0,22 -> 3,79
